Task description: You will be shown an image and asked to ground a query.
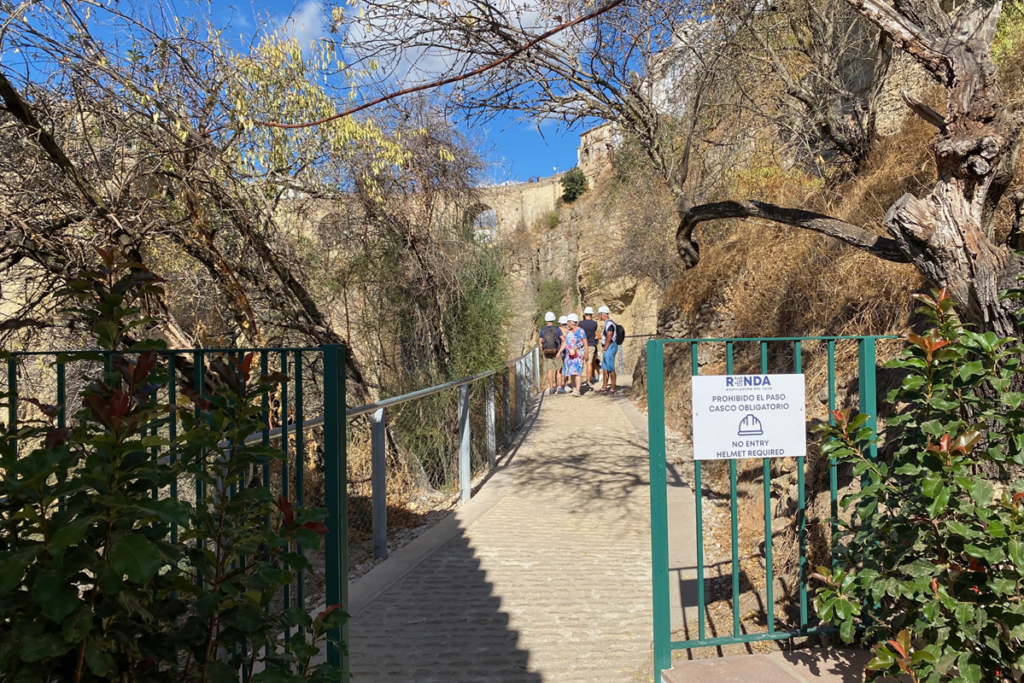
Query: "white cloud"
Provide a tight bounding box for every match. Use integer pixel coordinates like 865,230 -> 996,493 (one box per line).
283,1 -> 327,50
344,0 -> 557,86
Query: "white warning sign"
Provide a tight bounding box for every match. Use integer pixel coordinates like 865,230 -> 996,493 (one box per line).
692,374 -> 806,460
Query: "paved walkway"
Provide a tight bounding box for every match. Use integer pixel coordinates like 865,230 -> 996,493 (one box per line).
347,390 -> 656,682
335,389 -> 872,682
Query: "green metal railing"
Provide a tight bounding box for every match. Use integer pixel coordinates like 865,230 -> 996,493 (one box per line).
647,335 -> 894,678
2,344 -> 540,680
3,345 -> 349,674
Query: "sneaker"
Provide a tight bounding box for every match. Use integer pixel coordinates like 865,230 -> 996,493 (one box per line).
557,387 -> 567,394
571,389 -> 581,397
549,388 -> 556,395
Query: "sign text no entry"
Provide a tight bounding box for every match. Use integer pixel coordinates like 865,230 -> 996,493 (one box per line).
691,374 -> 807,460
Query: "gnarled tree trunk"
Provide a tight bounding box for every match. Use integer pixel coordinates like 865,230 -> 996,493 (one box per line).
678,0 -> 1024,336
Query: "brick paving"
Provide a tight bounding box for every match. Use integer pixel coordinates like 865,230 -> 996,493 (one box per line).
349,391 -> 655,682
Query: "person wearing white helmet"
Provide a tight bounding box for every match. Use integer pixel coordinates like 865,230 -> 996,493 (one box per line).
538,311 -> 563,395
579,306 -> 599,385
557,315 -> 570,392
598,305 -> 617,393
557,312 -> 588,397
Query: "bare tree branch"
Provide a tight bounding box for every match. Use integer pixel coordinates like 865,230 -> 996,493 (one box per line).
677,200 -> 910,267
845,0 -> 950,79
255,0 -> 629,130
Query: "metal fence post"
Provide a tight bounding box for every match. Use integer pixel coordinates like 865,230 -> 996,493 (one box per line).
529,349 -> 535,396
7,358 -> 17,453
516,360 -> 524,428
534,347 -> 541,392
486,378 -> 496,468
503,367 -> 511,444
371,408 -> 387,560
322,345 -> 348,681
647,340 -> 671,679
857,337 -> 879,461
458,383 -> 471,502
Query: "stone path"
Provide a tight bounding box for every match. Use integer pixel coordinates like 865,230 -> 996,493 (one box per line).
347,390 -> 656,682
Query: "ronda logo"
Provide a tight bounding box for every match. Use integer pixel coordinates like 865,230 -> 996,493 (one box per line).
725,376 -> 772,388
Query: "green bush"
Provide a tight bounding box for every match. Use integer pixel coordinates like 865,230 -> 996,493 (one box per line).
0,250 -> 345,682
547,210 -> 559,229
535,278 -> 568,329
560,167 -> 587,203
813,289 -> 1024,682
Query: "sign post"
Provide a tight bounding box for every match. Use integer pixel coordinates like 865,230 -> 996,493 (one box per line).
692,374 -> 806,460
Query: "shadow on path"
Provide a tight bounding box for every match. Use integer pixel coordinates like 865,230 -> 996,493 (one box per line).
350,526 -> 541,683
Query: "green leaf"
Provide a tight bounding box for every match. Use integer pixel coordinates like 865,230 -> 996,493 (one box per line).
959,662 -> 982,683
954,602 -> 976,625
945,521 -> 981,538
20,631 -> 73,662
927,486 -> 951,518
839,618 -> 855,643
965,479 -> 994,507
31,567 -> 80,623
901,559 -> 936,578
62,607 -> 94,643
109,533 -> 161,584
865,645 -> 895,671
85,638 -> 116,677
958,360 -> 985,381
1009,538 -> 1024,570
135,498 -> 190,526
49,519 -> 93,559
922,472 -> 943,498
0,546 -> 38,594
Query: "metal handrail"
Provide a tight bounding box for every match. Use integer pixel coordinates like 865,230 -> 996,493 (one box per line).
346,348 -> 534,418
651,334 -> 901,344
231,348 -> 536,446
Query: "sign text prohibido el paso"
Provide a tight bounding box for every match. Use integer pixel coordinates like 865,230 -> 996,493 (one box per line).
691,374 -> 806,460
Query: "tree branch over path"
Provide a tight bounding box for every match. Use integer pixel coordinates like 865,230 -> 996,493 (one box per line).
677,200 -> 911,266
255,0 -> 629,130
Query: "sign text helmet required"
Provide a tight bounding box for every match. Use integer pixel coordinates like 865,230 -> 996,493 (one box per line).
691,374 -> 807,460
544,311 -> 556,322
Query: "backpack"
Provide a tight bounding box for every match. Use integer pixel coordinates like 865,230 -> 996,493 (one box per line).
614,321 -> 626,345
540,326 -> 560,357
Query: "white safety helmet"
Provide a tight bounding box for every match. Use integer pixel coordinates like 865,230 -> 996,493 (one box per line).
583,306 -> 594,315
558,316 -> 568,325
544,311 -> 556,322
598,305 -> 611,314
567,313 -> 579,322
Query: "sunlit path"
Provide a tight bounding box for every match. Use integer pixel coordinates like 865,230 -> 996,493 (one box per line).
346,390 -> 655,682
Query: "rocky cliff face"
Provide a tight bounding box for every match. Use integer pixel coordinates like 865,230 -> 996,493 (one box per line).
503,169 -> 662,375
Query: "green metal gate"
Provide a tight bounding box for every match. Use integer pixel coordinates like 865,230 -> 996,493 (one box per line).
646,335 -> 892,678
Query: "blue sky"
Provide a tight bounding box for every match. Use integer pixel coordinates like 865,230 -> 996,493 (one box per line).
216,0 -> 585,184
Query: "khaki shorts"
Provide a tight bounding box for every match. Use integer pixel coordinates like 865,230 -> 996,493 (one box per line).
543,353 -> 563,372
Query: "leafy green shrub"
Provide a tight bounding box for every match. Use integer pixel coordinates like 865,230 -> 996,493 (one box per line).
534,278 -> 568,329
547,210 -> 559,229
813,289 -> 1024,682
0,250 -> 345,682
560,167 -> 587,203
